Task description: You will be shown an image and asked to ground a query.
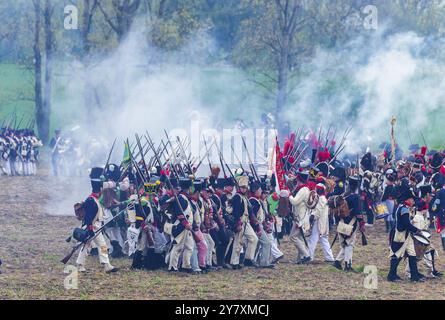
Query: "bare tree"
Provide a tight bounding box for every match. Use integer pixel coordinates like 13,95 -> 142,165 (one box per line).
40,0 -> 55,143
98,0 -> 141,42
32,0 -> 46,143
80,0 -> 99,55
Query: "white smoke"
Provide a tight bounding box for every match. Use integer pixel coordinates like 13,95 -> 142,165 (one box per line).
285,28 -> 445,154
47,24 -> 445,215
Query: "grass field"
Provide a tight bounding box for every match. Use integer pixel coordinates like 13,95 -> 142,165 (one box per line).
1,166 -> 445,300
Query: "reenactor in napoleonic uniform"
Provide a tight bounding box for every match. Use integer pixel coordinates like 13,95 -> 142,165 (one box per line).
76,167 -> 119,273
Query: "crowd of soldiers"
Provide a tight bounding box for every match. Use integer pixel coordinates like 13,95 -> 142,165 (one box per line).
65,126 -> 445,284
0,127 -> 43,176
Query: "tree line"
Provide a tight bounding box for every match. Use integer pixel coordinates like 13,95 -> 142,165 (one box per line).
0,0 -> 444,143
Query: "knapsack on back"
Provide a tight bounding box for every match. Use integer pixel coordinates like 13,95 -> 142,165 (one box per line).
328,195 -> 350,219
306,190 -> 319,210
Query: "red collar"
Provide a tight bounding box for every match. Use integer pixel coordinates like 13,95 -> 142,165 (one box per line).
215,190 -> 224,197
89,192 -> 100,199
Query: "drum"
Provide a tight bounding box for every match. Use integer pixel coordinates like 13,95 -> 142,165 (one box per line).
412,233 -> 430,258
373,202 -> 390,220
420,230 -> 431,239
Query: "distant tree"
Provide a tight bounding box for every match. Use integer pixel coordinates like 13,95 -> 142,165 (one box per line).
97,0 -> 142,42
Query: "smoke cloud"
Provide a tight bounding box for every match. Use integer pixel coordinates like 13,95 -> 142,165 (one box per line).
47,23 -> 445,215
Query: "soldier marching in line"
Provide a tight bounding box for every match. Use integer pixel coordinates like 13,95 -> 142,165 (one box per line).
60,124 -> 445,285
0,127 -> 42,176
76,167 -> 119,273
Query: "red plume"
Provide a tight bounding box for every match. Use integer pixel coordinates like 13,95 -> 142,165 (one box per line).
283,140 -> 292,156
318,148 -> 331,162
421,146 -> 427,157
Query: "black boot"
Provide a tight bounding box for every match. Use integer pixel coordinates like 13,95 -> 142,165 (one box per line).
408,256 -> 426,282
239,252 -> 246,265
90,248 -> 98,256
110,241 -> 124,259
430,250 -> 443,278
387,257 -> 402,282
243,259 -> 259,268
344,261 -> 357,272
131,251 -> 144,269
333,260 -> 343,270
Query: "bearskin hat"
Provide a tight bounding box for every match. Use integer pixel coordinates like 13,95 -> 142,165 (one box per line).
316,161 -> 330,177
419,185 -> 432,198
179,178 -> 192,190
250,181 -> 262,193
430,153 -> 444,170
398,185 -> 417,202
385,168 -> 397,182
348,175 -> 360,190
215,178 -> 226,189
89,167 -> 104,190
331,167 -> 346,181
193,179 -> 204,193
360,152 -> 373,172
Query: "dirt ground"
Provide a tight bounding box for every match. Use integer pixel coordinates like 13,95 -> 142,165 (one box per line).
1,170 -> 445,300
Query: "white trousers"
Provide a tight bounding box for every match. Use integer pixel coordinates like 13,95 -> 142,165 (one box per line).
266,232 -> 283,259
230,222 -> 258,265
308,221 -> 334,262
203,233 -> 215,266
76,222 -> 111,266
168,230 -> 194,270
336,231 -> 357,264
256,226 -> 272,266
289,222 -> 309,260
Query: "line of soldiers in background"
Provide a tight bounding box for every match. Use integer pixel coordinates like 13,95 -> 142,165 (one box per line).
67,130 -> 445,284
0,127 -> 42,176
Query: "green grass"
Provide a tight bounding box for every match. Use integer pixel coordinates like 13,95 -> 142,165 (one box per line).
0,63 -> 34,123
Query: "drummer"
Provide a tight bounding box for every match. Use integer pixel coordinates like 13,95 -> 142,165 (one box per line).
404,185 -> 442,278
387,184 -> 426,282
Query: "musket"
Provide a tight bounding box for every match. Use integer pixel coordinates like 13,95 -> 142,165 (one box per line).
61,207 -> 128,264
202,135 -> 213,172
176,135 -> 193,175
16,114 -> 25,130
230,142 -> 245,171
404,117 -> 413,146
324,125 -> 332,149
330,232 -> 338,249
196,137 -> 219,171
135,134 -> 150,181
146,136 -> 197,238
419,131 -> 428,148
289,145 -> 308,171
163,130 -> 186,177
213,135 -> 239,188
241,136 -> 260,182
360,229 -> 368,246
102,137 -> 117,175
